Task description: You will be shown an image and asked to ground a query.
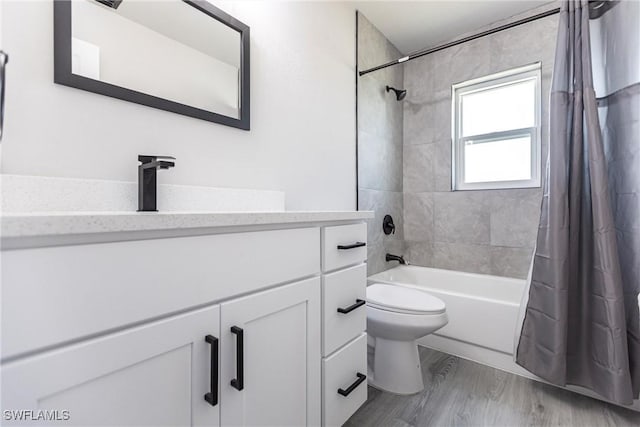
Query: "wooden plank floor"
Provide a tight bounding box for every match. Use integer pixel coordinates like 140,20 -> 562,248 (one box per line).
345,347 -> 640,427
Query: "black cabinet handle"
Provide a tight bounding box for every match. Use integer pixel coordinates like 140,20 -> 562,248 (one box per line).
337,242 -> 366,250
204,335 -> 219,406
230,326 -> 244,391
337,372 -> 367,397
337,299 -> 366,314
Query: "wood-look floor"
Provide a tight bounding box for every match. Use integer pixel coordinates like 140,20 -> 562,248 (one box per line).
345,347 -> 640,427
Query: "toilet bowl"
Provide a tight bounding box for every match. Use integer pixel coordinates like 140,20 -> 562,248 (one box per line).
366,283 -> 448,395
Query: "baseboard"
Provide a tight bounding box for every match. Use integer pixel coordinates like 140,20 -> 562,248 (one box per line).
418,334 -> 640,412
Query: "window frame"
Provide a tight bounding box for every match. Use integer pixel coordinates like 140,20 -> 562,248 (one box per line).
451,63 -> 542,191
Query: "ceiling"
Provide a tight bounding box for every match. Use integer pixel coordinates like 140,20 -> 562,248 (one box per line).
353,0 -> 553,54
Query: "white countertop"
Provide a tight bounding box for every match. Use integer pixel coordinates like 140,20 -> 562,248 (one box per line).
1,176 -> 373,248
1,210 -> 374,240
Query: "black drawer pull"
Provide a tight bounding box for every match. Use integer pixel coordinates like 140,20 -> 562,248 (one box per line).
204,335 -> 219,406
230,326 -> 244,391
338,372 -> 367,397
337,242 -> 366,250
337,299 -> 366,314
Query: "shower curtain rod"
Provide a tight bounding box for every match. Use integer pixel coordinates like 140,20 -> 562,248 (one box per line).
358,1 -> 617,77
358,7 -> 560,76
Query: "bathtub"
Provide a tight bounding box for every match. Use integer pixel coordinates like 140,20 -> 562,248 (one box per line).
368,265 -> 525,357
368,265 -> 640,411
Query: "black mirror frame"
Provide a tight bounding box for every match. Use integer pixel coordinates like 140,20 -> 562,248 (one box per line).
53,0 -> 250,130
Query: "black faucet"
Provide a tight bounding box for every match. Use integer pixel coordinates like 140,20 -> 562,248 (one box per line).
138,155 -> 175,212
386,253 -> 409,265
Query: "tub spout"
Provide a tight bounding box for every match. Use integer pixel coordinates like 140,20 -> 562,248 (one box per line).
386,253 -> 409,265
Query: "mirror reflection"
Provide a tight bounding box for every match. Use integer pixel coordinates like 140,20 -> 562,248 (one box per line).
70,0 -> 241,118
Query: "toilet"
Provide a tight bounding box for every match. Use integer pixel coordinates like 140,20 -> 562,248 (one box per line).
366,283 -> 448,395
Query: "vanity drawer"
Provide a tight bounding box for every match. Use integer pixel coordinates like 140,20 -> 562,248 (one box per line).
322,223 -> 367,272
322,333 -> 367,427
323,264 -> 367,356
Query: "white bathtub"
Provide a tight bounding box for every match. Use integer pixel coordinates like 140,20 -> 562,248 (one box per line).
368,265 -> 640,411
368,265 -> 525,356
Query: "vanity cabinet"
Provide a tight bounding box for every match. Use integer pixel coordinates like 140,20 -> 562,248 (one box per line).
220,277 -> 320,426
1,218 -> 369,426
1,278 -> 321,427
1,305 -> 221,427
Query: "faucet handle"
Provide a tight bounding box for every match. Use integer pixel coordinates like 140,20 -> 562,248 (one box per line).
138,155 -> 176,164
383,215 -> 396,235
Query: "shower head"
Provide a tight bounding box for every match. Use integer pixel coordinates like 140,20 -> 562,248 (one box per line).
386,85 -> 407,101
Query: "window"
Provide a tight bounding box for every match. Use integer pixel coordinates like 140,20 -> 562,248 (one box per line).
452,63 -> 541,190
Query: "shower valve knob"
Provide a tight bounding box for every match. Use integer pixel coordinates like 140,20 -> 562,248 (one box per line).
383,215 -> 396,235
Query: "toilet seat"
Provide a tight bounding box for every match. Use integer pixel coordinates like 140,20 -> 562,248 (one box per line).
367,283 -> 446,315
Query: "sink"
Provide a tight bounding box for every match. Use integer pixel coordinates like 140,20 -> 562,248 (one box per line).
0,174 -> 285,213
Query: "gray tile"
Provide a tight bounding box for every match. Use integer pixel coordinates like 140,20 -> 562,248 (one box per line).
357,12 -> 407,276
357,14 -> 401,72
404,143 -> 436,193
359,73 -> 404,140
357,13 -> 404,91
357,5 -> 561,283
403,192 -> 434,242
404,56 -> 433,104
405,241 -> 434,267
403,100 -> 433,146
359,187 -> 406,275
359,191 -> 383,252
358,131 -> 384,191
433,36 -> 491,90
434,139 -> 453,192
434,192 -> 490,245
488,189 -> 543,248
366,243 -> 386,276
385,53 -> 405,93
403,91 -> 450,147
432,242 -> 492,275
368,237 -> 407,275
358,131 -> 403,192
488,14 -> 558,76
358,74 -> 387,136
490,246 -> 534,279
430,49 -> 452,93
357,188 -> 374,212
357,14 -> 382,70
430,95 -> 452,144
386,86 -> 404,143
358,183 -> 404,236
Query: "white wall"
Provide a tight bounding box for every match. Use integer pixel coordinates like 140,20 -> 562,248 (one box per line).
0,1 -> 357,210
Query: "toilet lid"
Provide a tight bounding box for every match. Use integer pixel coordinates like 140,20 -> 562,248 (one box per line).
366,284 -> 446,315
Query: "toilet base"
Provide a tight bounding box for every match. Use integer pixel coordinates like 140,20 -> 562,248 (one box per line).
369,337 -> 424,395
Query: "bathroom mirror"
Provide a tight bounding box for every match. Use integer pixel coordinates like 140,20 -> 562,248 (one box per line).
54,0 -> 250,130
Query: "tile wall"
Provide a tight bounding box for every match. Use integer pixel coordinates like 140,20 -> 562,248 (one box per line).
357,13 -> 406,275
402,4 -> 559,278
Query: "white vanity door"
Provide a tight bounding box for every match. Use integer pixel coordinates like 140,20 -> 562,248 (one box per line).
1,305 -> 220,427
220,277 -> 321,427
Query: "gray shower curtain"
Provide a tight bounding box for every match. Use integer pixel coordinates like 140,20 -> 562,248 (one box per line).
515,0 -> 640,405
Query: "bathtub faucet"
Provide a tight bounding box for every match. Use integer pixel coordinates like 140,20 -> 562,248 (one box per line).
386,253 -> 409,265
